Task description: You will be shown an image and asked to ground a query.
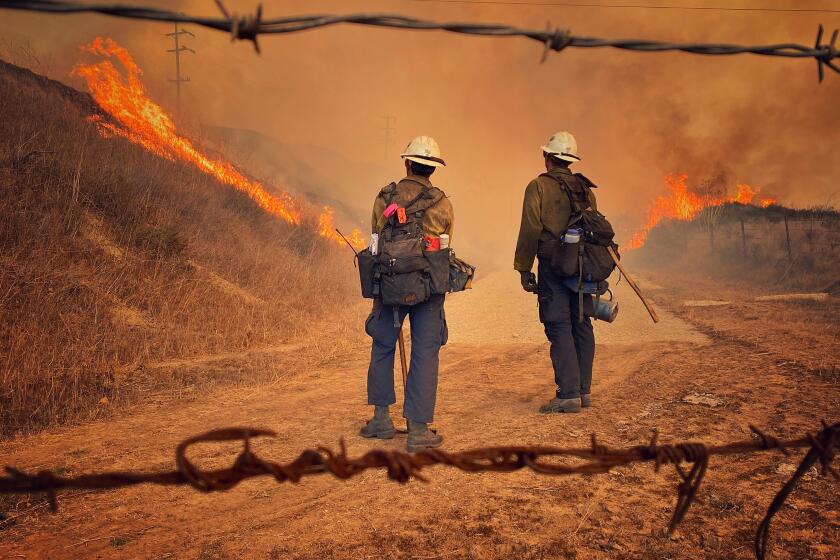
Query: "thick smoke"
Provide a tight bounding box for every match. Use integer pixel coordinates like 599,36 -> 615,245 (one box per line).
1,0 -> 837,268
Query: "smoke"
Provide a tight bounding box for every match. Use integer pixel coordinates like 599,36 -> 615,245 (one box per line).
1,0 -> 838,269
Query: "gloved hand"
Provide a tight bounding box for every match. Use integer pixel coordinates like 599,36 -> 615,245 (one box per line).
519,270 -> 537,293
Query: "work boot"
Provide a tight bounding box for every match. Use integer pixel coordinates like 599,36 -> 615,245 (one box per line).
539,397 -> 581,414
580,393 -> 592,408
406,420 -> 443,452
359,406 -> 395,439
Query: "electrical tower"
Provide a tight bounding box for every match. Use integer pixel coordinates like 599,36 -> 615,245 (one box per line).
382,115 -> 396,167
166,22 -> 195,112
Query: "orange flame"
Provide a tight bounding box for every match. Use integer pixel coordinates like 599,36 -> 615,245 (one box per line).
317,207 -> 366,248
73,38 -> 365,248
626,174 -> 777,250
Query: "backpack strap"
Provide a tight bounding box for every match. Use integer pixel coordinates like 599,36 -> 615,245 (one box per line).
409,187 -> 445,214
573,173 -> 599,214
378,182 -> 398,204
381,182 -> 446,241
574,173 -> 598,189
403,186 -> 432,212
540,172 -> 583,229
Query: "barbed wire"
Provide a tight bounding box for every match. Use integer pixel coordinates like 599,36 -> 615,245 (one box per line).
1,1 -> 838,80
408,0 -> 840,13
1,422 -> 837,559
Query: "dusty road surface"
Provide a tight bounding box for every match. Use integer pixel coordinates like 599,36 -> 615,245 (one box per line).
1,270 -> 837,559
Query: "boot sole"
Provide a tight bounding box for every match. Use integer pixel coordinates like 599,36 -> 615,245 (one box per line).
406,441 -> 443,453
359,429 -> 396,439
538,407 -> 581,414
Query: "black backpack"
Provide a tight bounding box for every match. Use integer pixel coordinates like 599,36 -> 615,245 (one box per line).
546,172 -> 619,283
357,182 -> 451,315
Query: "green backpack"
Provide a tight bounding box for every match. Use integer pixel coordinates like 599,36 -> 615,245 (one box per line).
546,172 -> 619,283
358,183 -> 451,307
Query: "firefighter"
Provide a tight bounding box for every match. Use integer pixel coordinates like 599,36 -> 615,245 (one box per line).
514,132 -> 597,413
360,135 -> 454,452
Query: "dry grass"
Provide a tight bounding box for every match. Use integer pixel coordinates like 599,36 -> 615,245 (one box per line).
0,59 -> 359,437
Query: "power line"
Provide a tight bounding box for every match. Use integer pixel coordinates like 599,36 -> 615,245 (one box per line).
406,0 -> 840,14
165,22 -> 195,112
0,1 -> 837,81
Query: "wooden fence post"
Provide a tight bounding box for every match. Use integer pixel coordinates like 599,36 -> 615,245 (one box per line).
784,214 -> 793,262
740,218 -> 747,257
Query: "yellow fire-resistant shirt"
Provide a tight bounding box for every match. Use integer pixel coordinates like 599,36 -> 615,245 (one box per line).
371,175 -> 454,240
514,167 -> 598,272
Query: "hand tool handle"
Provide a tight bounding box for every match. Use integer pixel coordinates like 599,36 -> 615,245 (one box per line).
607,246 -> 659,324
397,327 -> 408,389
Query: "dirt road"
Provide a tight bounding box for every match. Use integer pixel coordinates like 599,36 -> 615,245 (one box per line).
1,271 -> 837,559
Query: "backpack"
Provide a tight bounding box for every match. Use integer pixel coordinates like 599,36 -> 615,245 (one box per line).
547,172 -> 619,283
357,182 -> 451,313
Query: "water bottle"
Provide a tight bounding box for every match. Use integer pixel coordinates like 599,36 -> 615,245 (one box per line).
439,234 -> 450,249
557,228 -> 581,276
370,233 -> 379,255
563,228 -> 581,244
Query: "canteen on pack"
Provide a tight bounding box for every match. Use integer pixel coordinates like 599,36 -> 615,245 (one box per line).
590,290 -> 618,323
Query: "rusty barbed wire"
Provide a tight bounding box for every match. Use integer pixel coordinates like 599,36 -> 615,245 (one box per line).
0,1 -> 838,80
1,422 -> 837,559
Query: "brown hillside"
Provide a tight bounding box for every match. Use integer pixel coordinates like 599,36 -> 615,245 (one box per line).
0,59 -> 357,437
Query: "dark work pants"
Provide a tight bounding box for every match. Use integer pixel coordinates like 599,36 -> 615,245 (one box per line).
537,259 -> 595,399
365,295 -> 448,423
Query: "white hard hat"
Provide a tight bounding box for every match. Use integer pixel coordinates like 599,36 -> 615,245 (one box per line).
400,135 -> 446,168
541,131 -> 580,163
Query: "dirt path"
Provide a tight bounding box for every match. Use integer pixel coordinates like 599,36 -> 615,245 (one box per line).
1,271 -> 837,560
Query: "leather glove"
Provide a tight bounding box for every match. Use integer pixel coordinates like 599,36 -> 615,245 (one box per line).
519,271 -> 538,294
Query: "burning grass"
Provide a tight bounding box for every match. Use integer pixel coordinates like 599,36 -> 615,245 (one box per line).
72,37 -> 364,249
628,202 -> 840,292
0,58 -> 362,437
626,174 -> 777,250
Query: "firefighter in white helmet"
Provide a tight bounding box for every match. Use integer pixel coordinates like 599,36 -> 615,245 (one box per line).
360,135 -> 454,452
514,131 -> 600,413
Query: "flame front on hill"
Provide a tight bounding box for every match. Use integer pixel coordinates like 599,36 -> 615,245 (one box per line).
73,37 -> 364,248
626,174 -> 777,250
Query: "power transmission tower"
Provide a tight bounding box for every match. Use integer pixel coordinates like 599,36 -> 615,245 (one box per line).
382,115 -> 396,167
166,22 -> 195,112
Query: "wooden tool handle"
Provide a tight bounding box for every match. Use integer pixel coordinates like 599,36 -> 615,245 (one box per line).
607,246 -> 660,324
397,327 -> 408,389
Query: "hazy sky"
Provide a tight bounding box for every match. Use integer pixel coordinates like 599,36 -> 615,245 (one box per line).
1,0 -> 838,264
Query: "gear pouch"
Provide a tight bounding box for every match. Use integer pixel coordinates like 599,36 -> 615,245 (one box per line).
424,248 -> 451,295
357,249 -> 378,299
380,271 -> 430,307
551,241 -> 580,277
449,256 -> 476,293
380,237 -> 424,261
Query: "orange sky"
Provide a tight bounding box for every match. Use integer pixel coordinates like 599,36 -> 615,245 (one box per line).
1,0 -> 838,265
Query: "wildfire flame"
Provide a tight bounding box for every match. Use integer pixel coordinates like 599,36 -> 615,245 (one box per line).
626,174 -> 777,250
73,38 -> 364,248
317,207 -> 366,248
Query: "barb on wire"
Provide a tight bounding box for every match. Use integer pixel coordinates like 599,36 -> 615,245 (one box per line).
1,422 -> 837,560
1,1 -> 838,80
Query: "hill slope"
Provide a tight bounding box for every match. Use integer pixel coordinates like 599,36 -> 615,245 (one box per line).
0,58 -> 358,436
